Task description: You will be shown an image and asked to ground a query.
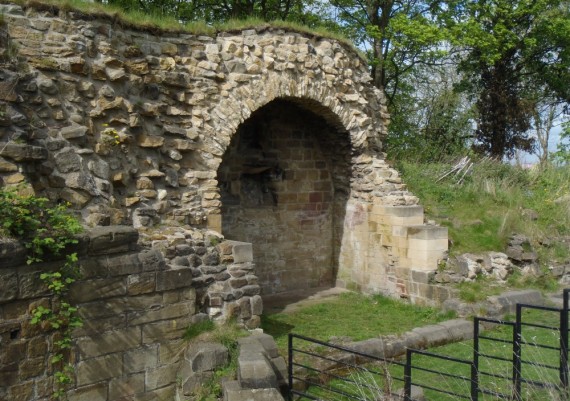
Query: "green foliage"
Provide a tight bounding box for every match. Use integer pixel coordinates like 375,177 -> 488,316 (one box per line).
444,0 -> 570,158
554,122 -> 570,164
0,188 -> 82,263
0,188 -> 83,399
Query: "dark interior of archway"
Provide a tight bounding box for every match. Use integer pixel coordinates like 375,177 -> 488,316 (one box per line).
217,98 -> 351,295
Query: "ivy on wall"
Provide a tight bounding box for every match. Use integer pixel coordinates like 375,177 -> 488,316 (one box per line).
0,188 -> 83,399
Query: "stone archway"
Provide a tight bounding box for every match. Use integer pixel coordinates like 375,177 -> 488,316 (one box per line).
217,98 -> 351,294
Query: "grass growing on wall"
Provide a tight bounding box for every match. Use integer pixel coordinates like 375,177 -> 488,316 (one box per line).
262,292 -> 456,352
8,0 -> 359,53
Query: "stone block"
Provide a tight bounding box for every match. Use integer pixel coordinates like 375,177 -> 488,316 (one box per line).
70,277 -> 126,303
223,383 -> 286,401
77,327 -> 141,359
410,270 -> 434,284
133,384 -> 175,401
227,241 -> 253,263
158,339 -> 186,365
237,341 -> 277,389
18,357 -> 44,380
18,269 -> 49,299
67,382 -> 108,401
139,249 -> 166,271
145,363 -> 178,390
106,253 -> 143,276
73,315 -> 126,337
109,373 -> 144,399
128,301 -> 195,325
251,295 -> 263,315
183,342 -> 229,372
0,269 -> 17,302
124,345 -> 159,374
438,319 -> 474,341
242,333 -> 279,358
142,317 -> 191,343
156,268 -> 193,291
487,290 -> 543,315
87,226 -> 138,255
76,353 -> 122,386
127,272 -> 156,295
7,380 -> 35,401
78,257 -> 108,279
406,225 -> 448,240
411,324 -> 450,347
181,371 -> 214,395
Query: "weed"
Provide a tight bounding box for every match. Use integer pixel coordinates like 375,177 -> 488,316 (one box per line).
183,319 -> 215,340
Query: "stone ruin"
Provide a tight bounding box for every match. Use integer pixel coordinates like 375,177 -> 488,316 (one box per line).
0,2 -> 452,400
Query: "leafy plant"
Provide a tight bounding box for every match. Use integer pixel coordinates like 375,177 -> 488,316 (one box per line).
0,188 -> 83,399
0,188 -> 82,263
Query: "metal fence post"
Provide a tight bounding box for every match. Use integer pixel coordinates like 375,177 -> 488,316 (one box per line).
404,349 -> 412,401
472,318 -> 480,401
513,304 -> 522,401
561,289 -> 570,395
288,333 -> 294,401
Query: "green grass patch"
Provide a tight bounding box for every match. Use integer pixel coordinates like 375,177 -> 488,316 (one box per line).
262,292 -> 456,352
399,160 -> 570,258
300,307 -> 567,400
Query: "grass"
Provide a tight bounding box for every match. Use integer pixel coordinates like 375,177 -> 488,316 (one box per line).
456,271 -> 560,304
299,307 -> 568,401
262,292 -> 456,352
5,0 -> 361,55
399,160 -> 570,261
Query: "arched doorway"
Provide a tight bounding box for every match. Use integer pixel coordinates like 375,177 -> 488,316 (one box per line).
217,98 -> 352,294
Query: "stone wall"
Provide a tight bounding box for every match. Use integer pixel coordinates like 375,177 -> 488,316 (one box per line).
0,226 -> 262,400
0,2 -> 447,300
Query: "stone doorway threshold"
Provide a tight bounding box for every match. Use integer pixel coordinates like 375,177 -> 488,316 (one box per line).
261,286 -> 351,314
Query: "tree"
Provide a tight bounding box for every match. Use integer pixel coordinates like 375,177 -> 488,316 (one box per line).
326,0 -> 449,104
445,0 -> 570,158
101,0 -> 313,24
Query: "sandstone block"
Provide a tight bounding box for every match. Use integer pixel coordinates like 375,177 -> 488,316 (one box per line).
76,353 -> 123,386
67,382 -> 108,401
156,268 -> 194,291
106,253 -> 143,276
124,345 -> 159,374
87,226 -> 138,255
0,269 -> 18,301
76,326 -> 141,359
184,342 -> 229,373
142,317 -> 191,343
223,381 -> 286,401
109,373 -> 145,399
145,363 -> 178,390
70,277 -> 126,303
127,272 -> 156,295
128,301 -> 195,326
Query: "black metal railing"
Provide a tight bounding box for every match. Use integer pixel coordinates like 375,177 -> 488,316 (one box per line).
288,289 -> 570,401
288,333 -> 406,400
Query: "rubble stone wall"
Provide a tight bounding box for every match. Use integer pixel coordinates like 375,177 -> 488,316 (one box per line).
0,226 -> 262,401
0,2 -> 447,299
